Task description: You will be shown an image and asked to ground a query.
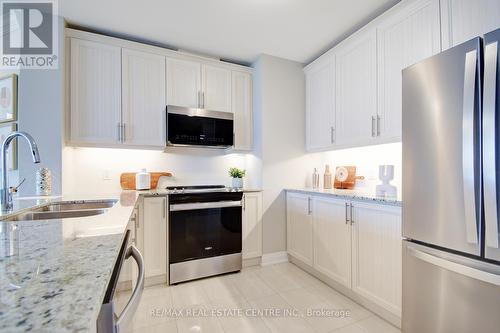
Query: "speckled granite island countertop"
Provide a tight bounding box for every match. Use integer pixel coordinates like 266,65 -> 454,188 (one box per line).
0,191 -> 139,332
286,188 -> 402,207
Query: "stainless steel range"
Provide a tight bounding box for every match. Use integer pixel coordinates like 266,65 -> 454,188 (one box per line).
167,185 -> 243,284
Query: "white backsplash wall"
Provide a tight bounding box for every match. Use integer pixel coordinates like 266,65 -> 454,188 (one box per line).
62,146 -> 260,196
315,142 -> 402,195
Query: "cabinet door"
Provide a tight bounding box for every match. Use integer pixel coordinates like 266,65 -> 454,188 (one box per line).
142,196 -> 167,279
441,0 -> 500,49
305,53 -> 336,151
377,0 -> 441,141
312,196 -> 351,288
122,48 -> 166,147
70,38 -> 121,145
242,192 -> 263,259
351,202 -> 402,317
286,192 -> 313,265
202,65 -> 232,112
232,71 -> 253,150
166,58 -> 201,108
335,30 -> 377,147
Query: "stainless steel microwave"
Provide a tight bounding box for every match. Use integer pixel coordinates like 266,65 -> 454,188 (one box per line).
166,105 -> 234,148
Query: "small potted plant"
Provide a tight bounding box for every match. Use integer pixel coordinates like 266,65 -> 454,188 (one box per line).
229,167 -> 246,189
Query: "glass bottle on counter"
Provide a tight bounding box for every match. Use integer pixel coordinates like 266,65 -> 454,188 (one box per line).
312,168 -> 320,189
323,165 -> 332,189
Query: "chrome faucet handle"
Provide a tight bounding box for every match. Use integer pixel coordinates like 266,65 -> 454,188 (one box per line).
9,178 -> 26,194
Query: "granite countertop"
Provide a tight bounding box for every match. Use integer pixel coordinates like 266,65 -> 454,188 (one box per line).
0,191 -> 139,332
286,188 -> 402,207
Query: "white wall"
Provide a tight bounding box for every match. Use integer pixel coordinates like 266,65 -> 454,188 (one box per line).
253,54 -> 322,254
62,147 -> 259,196
17,17 -> 65,196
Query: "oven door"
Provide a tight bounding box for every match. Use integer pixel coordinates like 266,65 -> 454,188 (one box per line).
166,105 -> 234,148
169,199 -> 242,264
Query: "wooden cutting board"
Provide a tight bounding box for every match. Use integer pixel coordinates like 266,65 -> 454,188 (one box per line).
120,172 -> 172,190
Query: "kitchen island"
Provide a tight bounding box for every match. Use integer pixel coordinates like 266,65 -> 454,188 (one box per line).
0,191 -> 139,332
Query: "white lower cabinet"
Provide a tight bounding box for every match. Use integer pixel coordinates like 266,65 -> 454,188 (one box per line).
242,192 -> 263,259
351,201 -> 402,317
286,192 -> 402,318
312,196 -> 352,288
286,192 -> 313,265
140,196 -> 168,282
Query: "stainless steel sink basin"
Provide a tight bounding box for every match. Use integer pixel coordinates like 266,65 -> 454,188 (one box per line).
31,200 -> 117,212
3,199 -> 117,221
4,209 -> 107,221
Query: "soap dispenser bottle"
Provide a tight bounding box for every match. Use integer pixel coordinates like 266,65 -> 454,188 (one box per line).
323,165 -> 332,189
312,168 -> 320,189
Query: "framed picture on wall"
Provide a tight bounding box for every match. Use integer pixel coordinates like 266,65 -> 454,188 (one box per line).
0,123 -> 18,171
0,74 -> 17,123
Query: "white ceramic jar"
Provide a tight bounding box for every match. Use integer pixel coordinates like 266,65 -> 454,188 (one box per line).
135,169 -> 151,190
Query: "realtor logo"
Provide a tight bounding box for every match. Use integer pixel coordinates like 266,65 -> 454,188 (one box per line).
0,0 -> 58,69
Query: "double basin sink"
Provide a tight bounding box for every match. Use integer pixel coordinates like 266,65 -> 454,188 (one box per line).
4,200 -> 117,221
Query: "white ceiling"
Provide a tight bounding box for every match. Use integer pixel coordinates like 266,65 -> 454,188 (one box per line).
60,0 -> 400,65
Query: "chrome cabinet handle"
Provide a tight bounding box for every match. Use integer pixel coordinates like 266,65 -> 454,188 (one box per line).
371,116 -> 376,137
483,41 -> 499,249
198,91 -> 201,108
376,115 -> 381,136
117,122 -> 121,142
122,123 -> 126,142
308,197 -> 312,215
163,198 -> 166,218
350,203 -> 354,225
462,49 -> 479,244
202,92 -> 205,108
115,245 -> 145,332
330,126 -> 335,144
345,202 -> 350,224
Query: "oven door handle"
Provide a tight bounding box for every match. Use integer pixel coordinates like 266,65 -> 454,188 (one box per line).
170,201 -> 242,211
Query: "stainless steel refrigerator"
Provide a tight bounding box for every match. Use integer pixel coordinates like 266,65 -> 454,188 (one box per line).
402,28 -> 500,333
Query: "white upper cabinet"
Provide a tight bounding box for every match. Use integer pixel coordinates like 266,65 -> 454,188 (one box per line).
286,192 -> 313,265
305,52 -> 336,151
70,39 -> 122,145
232,71 -> 253,150
202,65 -> 232,112
377,0 -> 441,141
122,48 -> 166,147
67,29 -> 253,150
242,192 -> 263,259
335,29 -> 377,147
166,58 -> 201,108
351,202 -> 402,317
441,0 -> 500,49
312,196 -> 352,288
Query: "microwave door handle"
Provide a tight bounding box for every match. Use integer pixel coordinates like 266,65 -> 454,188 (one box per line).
115,245 -> 145,332
462,49 -> 479,244
484,41 -> 499,249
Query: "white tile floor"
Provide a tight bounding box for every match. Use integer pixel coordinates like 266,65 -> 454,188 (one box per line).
116,262 -> 400,333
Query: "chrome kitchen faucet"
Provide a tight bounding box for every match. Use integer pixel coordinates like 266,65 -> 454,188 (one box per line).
1,131 -> 40,212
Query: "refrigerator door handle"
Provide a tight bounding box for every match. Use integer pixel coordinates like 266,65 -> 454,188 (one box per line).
408,245 -> 500,287
483,41 -> 499,249
462,49 -> 479,244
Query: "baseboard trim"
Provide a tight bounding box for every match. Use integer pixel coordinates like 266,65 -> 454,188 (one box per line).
260,251 -> 289,266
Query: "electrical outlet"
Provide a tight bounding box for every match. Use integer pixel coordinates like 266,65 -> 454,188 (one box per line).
102,170 -> 112,180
